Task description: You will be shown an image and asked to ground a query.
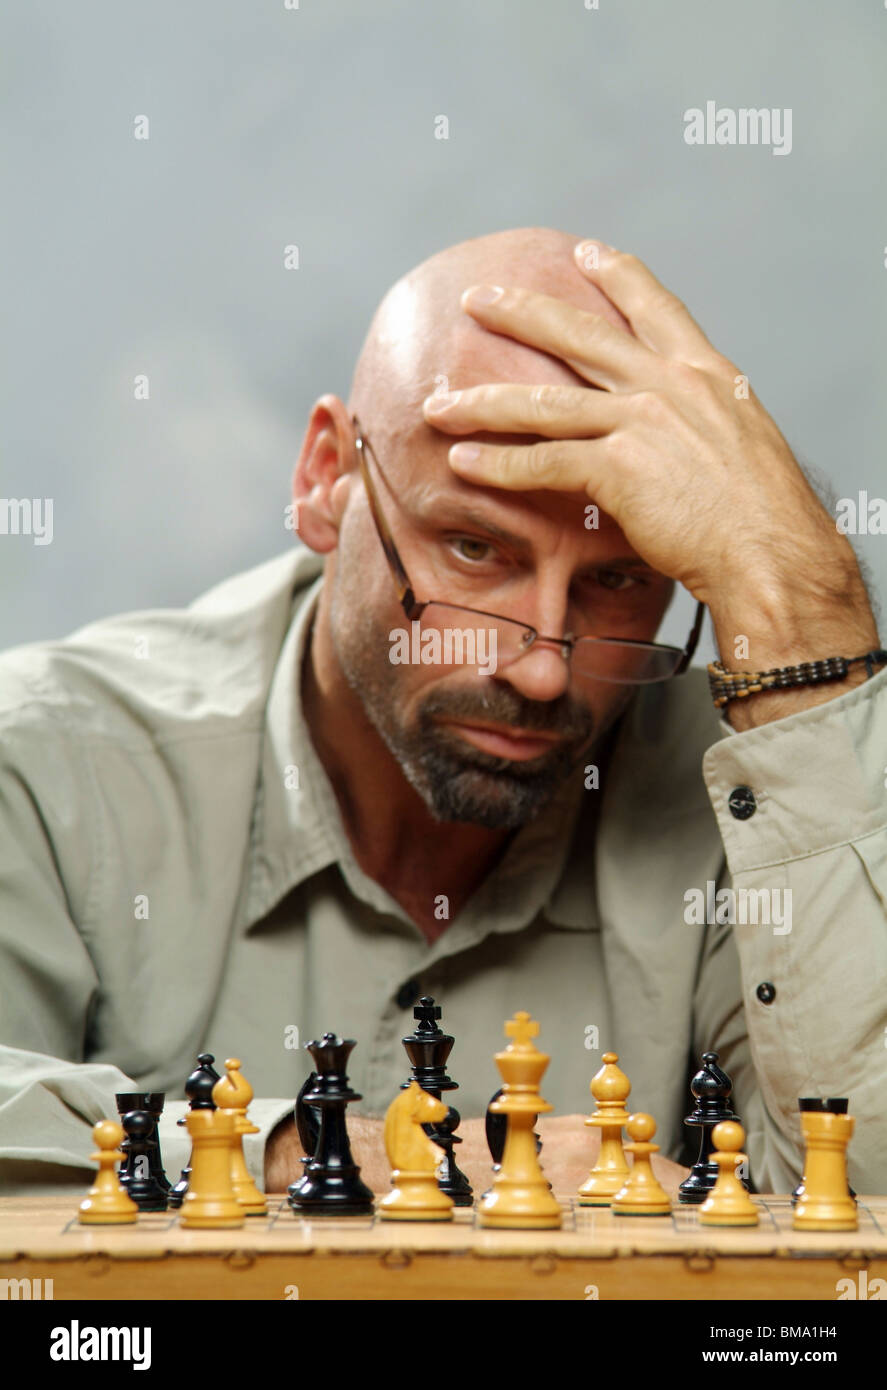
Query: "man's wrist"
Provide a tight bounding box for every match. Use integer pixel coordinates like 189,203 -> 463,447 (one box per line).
705,573 -> 880,729
709,571 -> 877,660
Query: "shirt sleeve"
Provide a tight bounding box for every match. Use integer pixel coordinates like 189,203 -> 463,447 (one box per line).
697,666 -> 887,1195
0,1048 -> 139,1191
0,694 -> 137,1187
0,680 -> 294,1195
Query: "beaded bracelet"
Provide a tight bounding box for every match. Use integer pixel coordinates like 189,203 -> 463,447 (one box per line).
707,649 -> 887,709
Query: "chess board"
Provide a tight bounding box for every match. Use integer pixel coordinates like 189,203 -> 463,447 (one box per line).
1,1194 -> 885,1300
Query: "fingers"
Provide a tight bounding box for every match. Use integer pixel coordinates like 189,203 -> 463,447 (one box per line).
447,435 -> 611,497
460,283 -> 661,392
423,382 -> 623,438
573,241 -> 718,364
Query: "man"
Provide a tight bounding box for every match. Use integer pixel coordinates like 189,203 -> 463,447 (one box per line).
1,228 -> 884,1199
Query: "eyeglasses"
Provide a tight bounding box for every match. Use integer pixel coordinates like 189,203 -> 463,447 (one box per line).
352,414 -> 705,685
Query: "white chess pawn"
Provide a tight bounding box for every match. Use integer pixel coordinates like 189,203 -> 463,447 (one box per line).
79,1121 -> 139,1225
699,1122 -> 759,1226
611,1113 -> 671,1216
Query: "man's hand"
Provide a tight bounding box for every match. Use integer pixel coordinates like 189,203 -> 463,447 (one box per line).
265,1113 -> 689,1200
264,1115 -> 308,1194
422,244 -> 880,728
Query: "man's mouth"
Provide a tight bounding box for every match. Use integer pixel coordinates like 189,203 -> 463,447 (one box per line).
435,718 -> 564,762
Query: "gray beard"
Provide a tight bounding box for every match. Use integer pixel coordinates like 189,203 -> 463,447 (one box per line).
332,607 -> 597,830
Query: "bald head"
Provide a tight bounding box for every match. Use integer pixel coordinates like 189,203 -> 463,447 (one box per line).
348,227 -> 630,444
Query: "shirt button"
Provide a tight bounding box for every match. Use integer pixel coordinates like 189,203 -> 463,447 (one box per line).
756,981 -> 776,1004
728,786 -> 757,820
395,978 -> 421,1010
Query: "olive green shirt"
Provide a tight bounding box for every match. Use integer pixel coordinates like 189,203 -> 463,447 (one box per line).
1,548 -> 885,1195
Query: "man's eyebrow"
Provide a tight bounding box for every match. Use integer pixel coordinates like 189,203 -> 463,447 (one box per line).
415,501 -> 659,571
588,555 -> 659,572
418,502 -> 534,553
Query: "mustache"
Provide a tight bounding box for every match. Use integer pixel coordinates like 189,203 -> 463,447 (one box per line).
418,683 -> 595,743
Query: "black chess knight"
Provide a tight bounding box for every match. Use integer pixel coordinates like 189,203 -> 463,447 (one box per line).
401,996 -> 473,1206
288,1035 -> 374,1216
295,1071 -> 321,1154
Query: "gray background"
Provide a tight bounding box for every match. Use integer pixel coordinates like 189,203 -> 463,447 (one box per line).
3,0 -> 885,657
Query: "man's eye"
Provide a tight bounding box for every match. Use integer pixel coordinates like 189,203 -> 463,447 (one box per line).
596,569 -> 639,591
450,537 -> 493,562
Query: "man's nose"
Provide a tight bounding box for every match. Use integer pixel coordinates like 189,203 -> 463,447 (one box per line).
495,640 -> 572,703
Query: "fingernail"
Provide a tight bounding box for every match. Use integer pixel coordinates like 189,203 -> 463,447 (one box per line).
575,240 -> 615,261
424,390 -> 461,412
449,442 -> 481,466
463,284 -> 504,307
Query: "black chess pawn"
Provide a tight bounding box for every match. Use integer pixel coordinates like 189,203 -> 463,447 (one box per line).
485,1086 -> 508,1171
116,1092 -> 169,1193
288,1035 -> 374,1216
400,996 -> 472,1206
119,1110 -> 168,1210
432,1103 -> 471,1198
167,1053 -> 221,1209
679,1051 -> 748,1204
483,1087 -> 544,1200
792,1098 -> 857,1206
485,1088 -> 542,1166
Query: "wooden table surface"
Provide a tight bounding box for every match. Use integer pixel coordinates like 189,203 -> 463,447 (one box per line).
2,1194 -> 885,1300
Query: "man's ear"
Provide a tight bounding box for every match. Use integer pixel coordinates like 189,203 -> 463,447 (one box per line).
291,395 -> 355,553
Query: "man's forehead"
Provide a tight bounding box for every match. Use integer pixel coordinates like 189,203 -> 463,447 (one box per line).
403,310 -> 617,533
406,314 -> 608,527
406,458 -> 622,541
398,416 -> 627,550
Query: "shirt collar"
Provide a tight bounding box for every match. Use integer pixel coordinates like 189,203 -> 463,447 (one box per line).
245,562 -> 340,927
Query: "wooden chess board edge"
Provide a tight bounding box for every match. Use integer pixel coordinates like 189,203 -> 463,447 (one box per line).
3,1249 -> 886,1300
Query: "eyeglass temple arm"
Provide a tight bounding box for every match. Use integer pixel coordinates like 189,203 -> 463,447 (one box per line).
353,420 -> 417,613
675,599 -> 707,673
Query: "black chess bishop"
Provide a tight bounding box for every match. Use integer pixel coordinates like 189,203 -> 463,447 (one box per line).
679,1051 -> 749,1204
167,1053 -> 221,1210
